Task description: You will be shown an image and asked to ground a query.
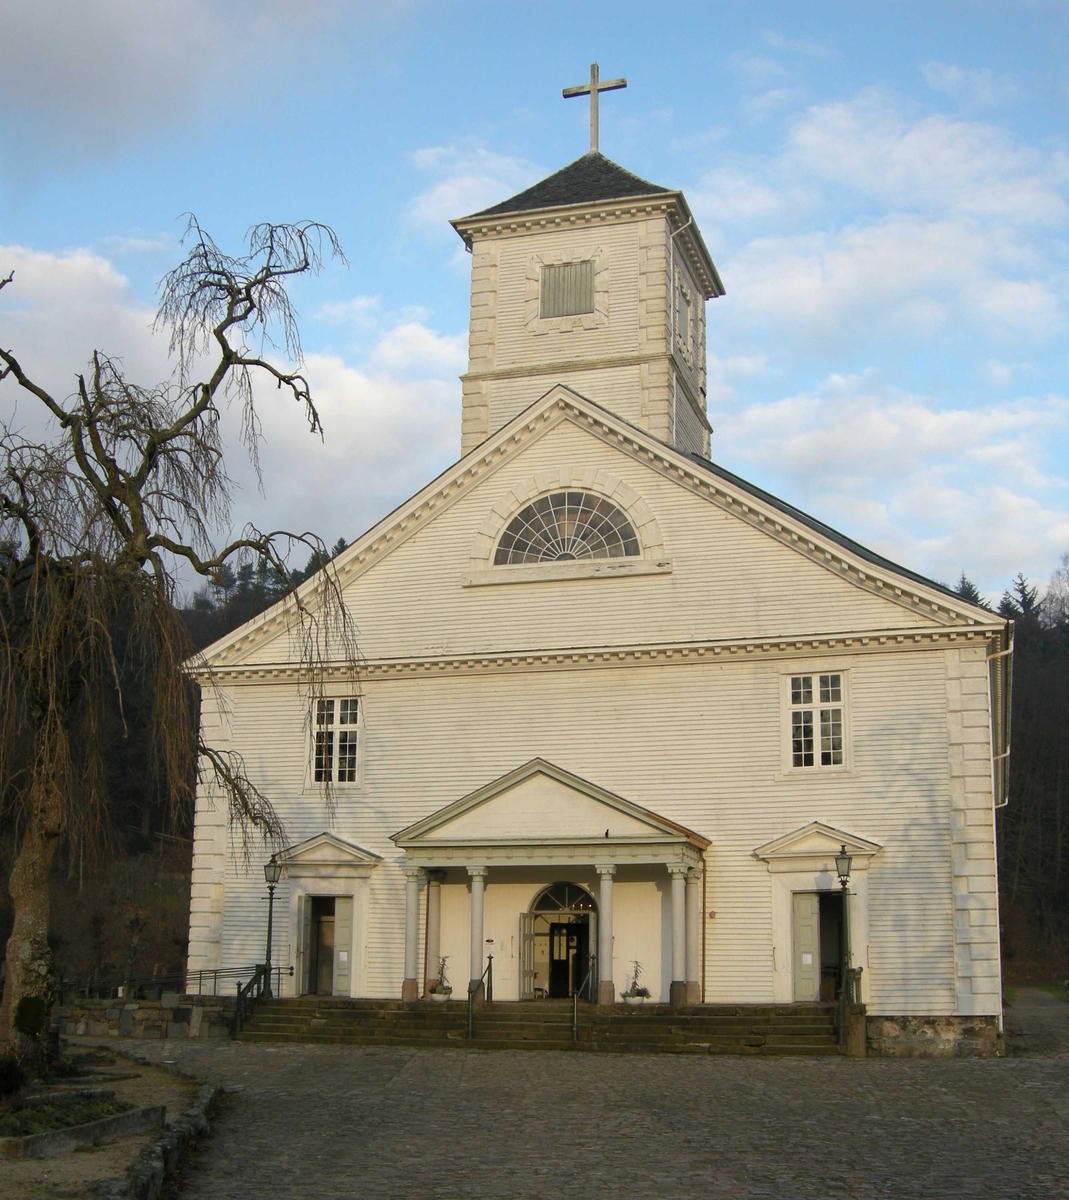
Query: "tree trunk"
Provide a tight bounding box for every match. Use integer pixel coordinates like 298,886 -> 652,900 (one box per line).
0,780 -> 64,1064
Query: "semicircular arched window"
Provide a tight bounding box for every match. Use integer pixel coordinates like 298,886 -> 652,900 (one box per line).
494,491 -> 640,565
532,882 -> 597,912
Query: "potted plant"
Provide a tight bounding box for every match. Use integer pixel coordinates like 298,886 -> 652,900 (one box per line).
428,956 -> 453,1002
621,961 -> 650,1005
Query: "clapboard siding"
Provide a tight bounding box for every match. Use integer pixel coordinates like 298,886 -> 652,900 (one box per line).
239,419 -> 935,669
192,644 -> 983,1013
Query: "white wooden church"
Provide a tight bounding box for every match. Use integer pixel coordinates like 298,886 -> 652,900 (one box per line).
186,75 -> 1011,1050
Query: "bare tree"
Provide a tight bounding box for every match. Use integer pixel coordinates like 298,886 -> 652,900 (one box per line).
0,220 -> 357,1062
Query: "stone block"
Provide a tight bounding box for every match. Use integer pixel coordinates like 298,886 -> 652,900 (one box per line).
88,1020 -> 110,1037
160,992 -> 181,1009
119,1010 -> 134,1037
167,1021 -> 190,1038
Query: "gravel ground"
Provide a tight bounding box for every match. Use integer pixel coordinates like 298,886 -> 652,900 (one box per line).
73,994 -> 1069,1200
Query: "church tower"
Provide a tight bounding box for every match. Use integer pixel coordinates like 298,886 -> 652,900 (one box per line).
451,82 -> 724,459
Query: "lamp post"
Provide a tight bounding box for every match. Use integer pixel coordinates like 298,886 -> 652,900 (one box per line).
835,844 -> 853,998
263,854 -> 282,997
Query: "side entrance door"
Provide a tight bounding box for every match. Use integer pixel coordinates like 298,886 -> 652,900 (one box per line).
792,892 -> 821,1002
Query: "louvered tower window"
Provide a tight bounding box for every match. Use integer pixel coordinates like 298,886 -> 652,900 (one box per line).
540,261 -> 596,318
494,492 -> 640,564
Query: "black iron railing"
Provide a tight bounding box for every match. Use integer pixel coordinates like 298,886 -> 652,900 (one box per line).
232,965 -> 269,1037
572,954 -> 596,1042
57,964 -> 292,1005
466,955 -> 493,1039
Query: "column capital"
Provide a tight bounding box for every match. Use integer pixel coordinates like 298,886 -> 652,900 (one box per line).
667,863 -> 689,877
404,866 -> 424,882
468,866 -> 488,880
426,868 -> 447,884
595,863 -> 617,878
686,865 -> 704,881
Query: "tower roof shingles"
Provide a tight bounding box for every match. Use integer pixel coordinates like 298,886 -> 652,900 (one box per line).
467,151 -> 671,218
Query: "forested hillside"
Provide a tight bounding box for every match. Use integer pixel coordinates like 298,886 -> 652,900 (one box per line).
0,542 -> 345,993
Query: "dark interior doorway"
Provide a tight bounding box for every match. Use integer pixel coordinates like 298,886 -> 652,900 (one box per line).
309,896 -> 336,995
548,919 -> 589,999
818,891 -> 844,1001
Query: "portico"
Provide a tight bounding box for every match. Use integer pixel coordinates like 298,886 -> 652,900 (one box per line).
391,759 -> 708,1005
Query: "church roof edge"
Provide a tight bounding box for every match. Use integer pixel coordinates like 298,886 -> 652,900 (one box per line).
685,451 -> 969,606
461,151 -> 671,219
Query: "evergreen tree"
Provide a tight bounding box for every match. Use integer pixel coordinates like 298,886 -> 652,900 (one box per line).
954,572 -> 984,606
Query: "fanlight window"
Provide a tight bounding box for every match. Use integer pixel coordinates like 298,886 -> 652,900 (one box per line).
532,882 -> 597,912
494,492 -> 640,565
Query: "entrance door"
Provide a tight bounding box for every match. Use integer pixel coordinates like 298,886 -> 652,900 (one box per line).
308,896 -> 335,995
548,920 -> 589,998
792,892 -> 820,1001
793,892 -> 845,1002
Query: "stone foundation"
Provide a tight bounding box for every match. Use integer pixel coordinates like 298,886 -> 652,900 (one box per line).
867,1014 -> 1003,1058
54,995 -> 235,1040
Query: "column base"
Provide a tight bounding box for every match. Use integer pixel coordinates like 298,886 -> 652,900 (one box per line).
598,980 -> 616,1006
669,980 -> 688,1006
684,981 -> 701,1004
401,978 -> 419,1002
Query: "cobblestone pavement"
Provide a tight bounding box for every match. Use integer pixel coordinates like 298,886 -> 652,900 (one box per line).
96,1021 -> 1069,1200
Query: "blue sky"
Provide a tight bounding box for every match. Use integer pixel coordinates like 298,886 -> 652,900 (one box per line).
2,0 -> 1067,599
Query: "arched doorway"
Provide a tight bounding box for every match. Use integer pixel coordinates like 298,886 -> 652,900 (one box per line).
521,882 -> 598,1000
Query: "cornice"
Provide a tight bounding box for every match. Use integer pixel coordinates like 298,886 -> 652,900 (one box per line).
452,192 -> 723,300
191,624 -> 1003,685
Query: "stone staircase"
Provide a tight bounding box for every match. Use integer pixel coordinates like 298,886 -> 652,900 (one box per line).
238,997 -> 843,1055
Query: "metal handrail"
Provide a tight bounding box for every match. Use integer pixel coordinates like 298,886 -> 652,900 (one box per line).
572,954 -> 596,1042
232,964 -> 268,1037
56,964 -> 293,1004
466,955 -> 493,1040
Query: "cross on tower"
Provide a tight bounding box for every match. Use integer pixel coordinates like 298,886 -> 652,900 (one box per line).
563,63 -> 627,154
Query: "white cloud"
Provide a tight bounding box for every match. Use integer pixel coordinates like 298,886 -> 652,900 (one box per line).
921,62 -> 1019,109
980,360 -> 1014,387
405,143 -> 541,235
0,243 -> 167,409
731,53 -> 790,84
722,216 -> 1064,347
761,31 -> 835,60
788,92 -> 1067,223
0,0 -> 397,164
714,377 -> 1069,590
746,88 -> 807,121
0,239 -> 464,563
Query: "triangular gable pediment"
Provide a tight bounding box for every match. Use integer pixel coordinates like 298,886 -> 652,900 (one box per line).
753,822 -> 882,874
279,832 -> 382,877
192,383 -> 999,671
392,759 -> 709,849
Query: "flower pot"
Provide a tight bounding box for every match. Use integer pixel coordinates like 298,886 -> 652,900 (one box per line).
429,991 -> 451,1002
623,994 -> 645,1006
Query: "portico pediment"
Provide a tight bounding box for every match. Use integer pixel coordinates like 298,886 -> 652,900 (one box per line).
392,759 -> 708,869
752,822 -> 881,875
279,832 -> 382,880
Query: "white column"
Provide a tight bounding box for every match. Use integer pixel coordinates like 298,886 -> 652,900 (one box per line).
468,866 -> 487,994
402,867 -> 422,1001
596,864 -> 616,1006
424,870 -> 444,996
685,866 -> 702,1004
669,865 -> 687,1005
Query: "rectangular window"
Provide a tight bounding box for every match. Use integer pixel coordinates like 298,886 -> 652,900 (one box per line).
678,288 -> 690,352
313,698 -> 360,783
789,674 -> 844,768
540,261 -> 595,318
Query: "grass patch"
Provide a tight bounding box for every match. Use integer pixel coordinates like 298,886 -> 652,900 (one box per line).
0,1095 -> 132,1138
1003,986 -> 1019,1006
1038,981 -> 1069,1004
